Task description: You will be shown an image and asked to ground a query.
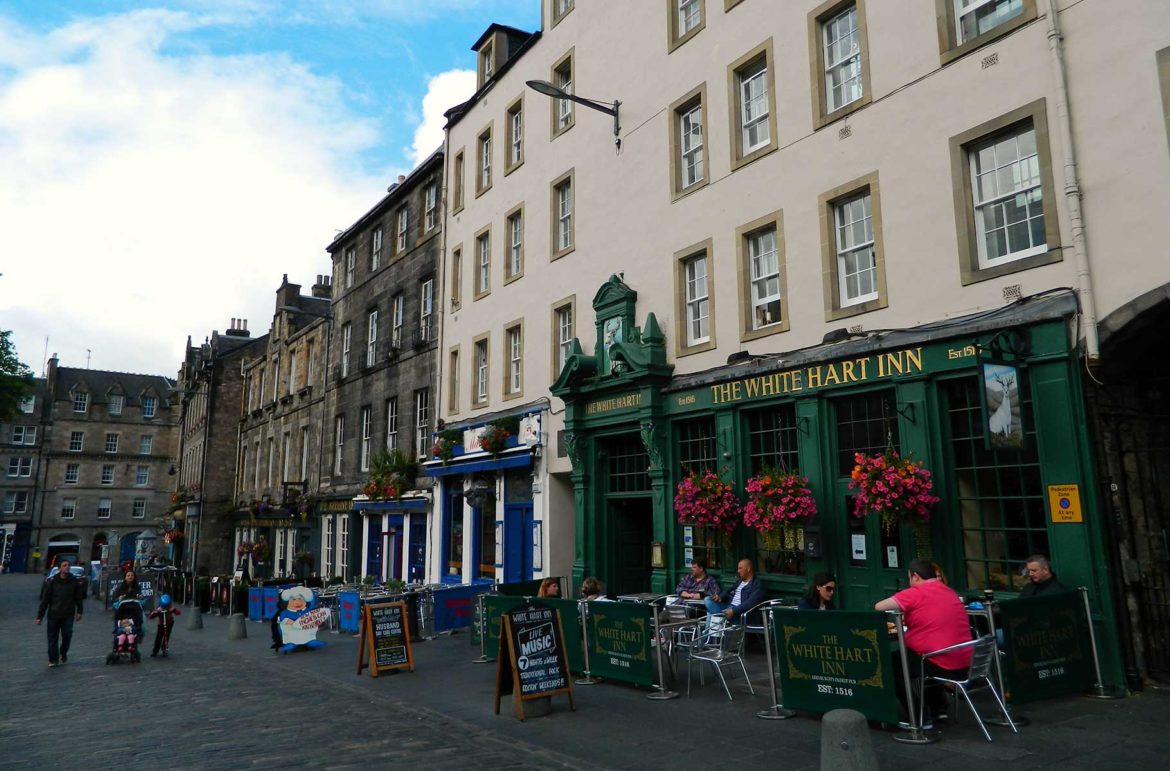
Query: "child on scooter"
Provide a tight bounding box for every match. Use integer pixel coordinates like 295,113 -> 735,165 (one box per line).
148,594 -> 182,657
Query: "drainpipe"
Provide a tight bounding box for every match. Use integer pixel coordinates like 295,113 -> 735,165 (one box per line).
1044,0 -> 1099,361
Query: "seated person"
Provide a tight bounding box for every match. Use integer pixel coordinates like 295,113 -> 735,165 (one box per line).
675,558 -> 720,601
704,559 -> 765,623
1020,554 -> 1066,597
537,577 -> 561,598
875,559 -> 973,727
797,572 -> 837,610
580,576 -> 610,602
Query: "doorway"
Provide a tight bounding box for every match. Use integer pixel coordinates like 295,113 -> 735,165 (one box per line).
608,498 -> 653,597
502,469 -> 535,583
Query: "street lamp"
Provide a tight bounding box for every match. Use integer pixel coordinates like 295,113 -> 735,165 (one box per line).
525,80 -> 621,148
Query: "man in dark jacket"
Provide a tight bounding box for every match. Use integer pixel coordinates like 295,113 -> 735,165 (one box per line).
36,559 -> 85,666
1020,554 -> 1066,597
705,558 -> 766,623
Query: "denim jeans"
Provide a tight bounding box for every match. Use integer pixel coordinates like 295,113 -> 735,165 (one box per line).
703,598 -> 732,616
46,615 -> 75,663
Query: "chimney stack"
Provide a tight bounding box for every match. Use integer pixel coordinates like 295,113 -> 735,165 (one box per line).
312,274 -> 333,299
225,318 -> 251,338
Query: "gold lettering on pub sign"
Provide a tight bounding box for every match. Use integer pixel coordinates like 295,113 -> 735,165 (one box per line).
789,633 -> 878,676
585,392 -> 642,415
948,344 -> 976,360
710,348 -> 923,405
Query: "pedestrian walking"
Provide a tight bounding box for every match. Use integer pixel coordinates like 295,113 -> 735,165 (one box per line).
35,559 -> 85,667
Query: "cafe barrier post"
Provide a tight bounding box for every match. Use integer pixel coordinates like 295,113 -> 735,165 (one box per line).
472,593 -> 490,663
575,600 -> 600,685
891,611 -> 939,745
646,612 -> 680,700
1080,587 -> 1126,700
757,606 -> 796,720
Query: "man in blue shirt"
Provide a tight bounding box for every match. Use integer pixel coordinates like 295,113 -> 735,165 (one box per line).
705,558 -> 765,623
675,558 -> 720,600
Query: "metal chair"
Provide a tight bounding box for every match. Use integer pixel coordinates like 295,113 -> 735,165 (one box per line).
921,635 -> 1018,742
686,617 -> 755,701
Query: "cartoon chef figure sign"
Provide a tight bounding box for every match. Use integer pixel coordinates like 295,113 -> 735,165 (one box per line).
278,586 -> 330,654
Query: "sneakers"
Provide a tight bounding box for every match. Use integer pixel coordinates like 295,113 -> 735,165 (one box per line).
60,655 -> 67,664
897,719 -> 935,731
48,661 -> 59,668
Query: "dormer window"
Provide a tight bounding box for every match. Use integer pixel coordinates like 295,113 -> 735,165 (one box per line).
481,41 -> 495,83
72,392 -> 89,413
142,396 -> 157,419
109,394 -> 124,415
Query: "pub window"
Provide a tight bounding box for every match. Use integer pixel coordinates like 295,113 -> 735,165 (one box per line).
942,375 -> 1046,591
834,389 -> 899,475
445,493 -> 463,577
676,417 -> 722,570
606,434 -> 651,495
477,495 -> 496,581
746,405 -> 804,576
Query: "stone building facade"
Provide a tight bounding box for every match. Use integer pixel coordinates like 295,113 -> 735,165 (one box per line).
1,379 -> 46,572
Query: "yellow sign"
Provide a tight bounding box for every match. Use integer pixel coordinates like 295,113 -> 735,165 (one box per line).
1047,485 -> 1083,523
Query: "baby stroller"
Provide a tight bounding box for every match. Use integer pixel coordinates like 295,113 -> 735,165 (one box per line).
106,598 -> 145,664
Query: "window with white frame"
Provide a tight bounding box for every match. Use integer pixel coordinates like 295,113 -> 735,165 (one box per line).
267,436 -> 276,487
12,425 -> 36,445
104,433 -> 119,453
386,397 -> 399,451
135,465 -> 149,486
420,279 -> 434,342
478,128 -> 492,192
253,440 -> 261,491
834,192 -> 877,306
507,101 -> 523,168
397,207 -> 408,252
360,406 -> 372,472
679,0 -> 702,36
824,5 -> 862,113
301,427 -> 310,481
3,491 -> 28,514
970,124 -> 1044,267
738,57 -> 770,153
424,184 -> 438,231
415,389 -> 430,459
555,177 -> 573,253
956,0 -> 1024,44
338,516 -> 349,578
142,396 -> 157,418
477,232 -> 491,295
555,0 -> 574,21
288,350 -> 298,393
391,295 -> 404,349
506,326 -> 523,395
684,254 -> 711,346
345,248 -> 356,288
366,309 -> 379,367
749,227 -> 782,329
453,151 -> 465,211
448,350 -> 460,413
8,457 -> 31,477
323,517 -> 334,578
133,498 -> 146,519
554,57 -> 573,132
556,304 -> 574,374
65,463 -> 79,484
108,394 -> 123,415
679,103 -> 704,189
507,210 -> 523,278
282,432 -> 291,482
334,415 -> 345,475
341,323 -> 352,377
306,339 -> 315,383
62,498 -> 77,519
69,431 -> 84,452
481,41 -> 495,80
372,226 -> 383,270
19,395 -> 34,413
100,464 -> 115,484
97,498 -> 112,519
139,435 -> 152,454
73,392 -> 89,413
475,339 -> 489,404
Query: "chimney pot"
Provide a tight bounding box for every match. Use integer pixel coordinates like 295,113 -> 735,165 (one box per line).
398,175 -> 406,183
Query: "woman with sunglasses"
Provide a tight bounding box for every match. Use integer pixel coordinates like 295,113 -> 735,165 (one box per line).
798,572 -> 837,610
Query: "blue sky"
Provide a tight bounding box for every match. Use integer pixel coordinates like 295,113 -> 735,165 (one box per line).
0,0 -> 540,375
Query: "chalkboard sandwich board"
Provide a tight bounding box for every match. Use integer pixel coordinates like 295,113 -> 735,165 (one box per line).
494,601 -> 575,721
357,601 -> 415,677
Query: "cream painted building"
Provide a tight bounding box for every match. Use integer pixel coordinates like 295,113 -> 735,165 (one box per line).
433,0 -> 1170,687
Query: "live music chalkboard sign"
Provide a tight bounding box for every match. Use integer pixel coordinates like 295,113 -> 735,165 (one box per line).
357,601 -> 414,677
494,601 -> 575,721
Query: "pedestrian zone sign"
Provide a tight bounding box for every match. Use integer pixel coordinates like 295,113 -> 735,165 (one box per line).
1047,484 -> 1083,523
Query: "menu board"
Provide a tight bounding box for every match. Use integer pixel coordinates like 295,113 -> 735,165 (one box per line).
357,601 -> 414,677
494,601 -> 575,721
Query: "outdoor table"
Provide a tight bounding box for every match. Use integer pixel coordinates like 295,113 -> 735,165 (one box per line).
616,592 -> 667,606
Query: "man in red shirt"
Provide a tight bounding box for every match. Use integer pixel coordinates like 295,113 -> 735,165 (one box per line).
875,559 -> 972,727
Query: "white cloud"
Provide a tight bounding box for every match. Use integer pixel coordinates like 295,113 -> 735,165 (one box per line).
0,10 -> 388,375
409,69 -> 475,167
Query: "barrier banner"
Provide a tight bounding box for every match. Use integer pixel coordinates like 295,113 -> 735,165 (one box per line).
339,591 -> 361,633
496,578 -> 548,597
534,598 -> 585,673
586,601 -> 654,686
482,594 -> 528,659
998,590 -> 1093,703
433,583 -> 493,633
772,608 -> 899,723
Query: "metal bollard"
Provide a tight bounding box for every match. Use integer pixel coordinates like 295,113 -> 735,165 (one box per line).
820,709 -> 879,771
186,609 -> 204,631
1080,587 -> 1126,699
575,599 -> 600,685
228,612 -> 248,640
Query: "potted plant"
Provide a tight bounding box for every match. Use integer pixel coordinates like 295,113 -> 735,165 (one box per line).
237,541 -> 254,558
251,539 -> 272,563
431,428 -> 461,464
364,449 -> 417,500
674,469 -> 741,533
478,423 -> 511,457
848,450 -> 940,532
744,466 -> 818,550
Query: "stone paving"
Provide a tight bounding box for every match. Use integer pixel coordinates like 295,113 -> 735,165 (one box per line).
3,573 -> 1170,770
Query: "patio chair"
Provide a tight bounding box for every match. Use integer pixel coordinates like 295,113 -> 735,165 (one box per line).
686,618 -> 755,701
921,635 -> 1018,742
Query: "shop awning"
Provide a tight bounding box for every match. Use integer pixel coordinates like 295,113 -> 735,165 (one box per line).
423,448 -> 534,477
353,497 -> 428,511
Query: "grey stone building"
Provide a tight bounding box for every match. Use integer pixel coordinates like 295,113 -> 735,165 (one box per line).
34,356 -> 178,572
174,318 -> 264,574
320,150 -> 443,584
1,379 -> 47,572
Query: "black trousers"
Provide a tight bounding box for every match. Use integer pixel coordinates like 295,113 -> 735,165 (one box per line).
893,650 -> 968,719
46,615 -> 75,663
152,619 -> 175,654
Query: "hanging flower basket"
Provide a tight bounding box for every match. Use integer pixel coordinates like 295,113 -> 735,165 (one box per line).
743,467 -> 817,546
432,435 -> 457,464
848,450 -> 940,532
237,541 -> 254,557
478,424 -> 511,457
251,540 -> 272,562
162,529 -> 184,545
674,469 -> 741,533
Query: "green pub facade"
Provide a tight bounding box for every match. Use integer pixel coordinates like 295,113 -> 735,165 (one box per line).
552,277 -> 1124,689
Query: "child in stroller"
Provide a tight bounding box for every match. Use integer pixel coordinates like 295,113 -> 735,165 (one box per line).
106,598 -> 145,664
